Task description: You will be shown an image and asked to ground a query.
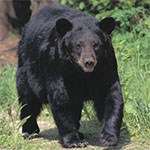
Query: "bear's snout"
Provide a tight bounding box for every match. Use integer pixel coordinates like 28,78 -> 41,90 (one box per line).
83,57 -> 96,72
77,48 -> 97,72
78,55 -> 97,72
84,58 -> 95,68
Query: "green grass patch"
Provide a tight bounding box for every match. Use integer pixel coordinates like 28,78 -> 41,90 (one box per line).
113,29 -> 150,140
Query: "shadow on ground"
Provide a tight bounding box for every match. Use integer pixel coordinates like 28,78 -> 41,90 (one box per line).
39,120 -> 131,149
40,127 -> 58,141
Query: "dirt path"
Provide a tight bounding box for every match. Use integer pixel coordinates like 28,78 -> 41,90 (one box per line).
0,37 -> 19,65
30,116 -> 150,150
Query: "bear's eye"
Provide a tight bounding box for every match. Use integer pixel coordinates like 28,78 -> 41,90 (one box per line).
93,43 -> 99,49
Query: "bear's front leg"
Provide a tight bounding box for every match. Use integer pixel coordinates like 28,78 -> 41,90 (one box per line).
100,79 -> 123,146
47,76 -> 87,148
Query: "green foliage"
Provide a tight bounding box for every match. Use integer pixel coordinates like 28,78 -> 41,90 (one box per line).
59,0 -> 150,32
0,65 -> 17,105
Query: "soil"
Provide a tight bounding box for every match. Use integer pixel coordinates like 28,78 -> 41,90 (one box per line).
0,37 -> 19,65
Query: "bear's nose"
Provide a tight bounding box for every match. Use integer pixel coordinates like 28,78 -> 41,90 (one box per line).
84,58 -> 95,68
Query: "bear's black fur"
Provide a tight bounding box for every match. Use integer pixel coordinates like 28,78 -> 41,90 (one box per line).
16,4 -> 123,148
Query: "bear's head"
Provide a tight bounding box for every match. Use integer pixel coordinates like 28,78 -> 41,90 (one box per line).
55,17 -> 115,72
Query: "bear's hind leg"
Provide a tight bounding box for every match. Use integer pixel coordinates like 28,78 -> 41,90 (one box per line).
17,67 -> 42,136
19,96 -> 42,136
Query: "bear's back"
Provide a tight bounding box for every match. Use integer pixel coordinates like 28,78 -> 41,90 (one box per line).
21,4 -> 85,43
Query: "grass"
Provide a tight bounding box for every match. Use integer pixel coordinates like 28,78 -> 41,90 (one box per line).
113,30 -> 150,140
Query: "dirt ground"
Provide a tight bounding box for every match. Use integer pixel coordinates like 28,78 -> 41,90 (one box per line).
0,37 -> 19,65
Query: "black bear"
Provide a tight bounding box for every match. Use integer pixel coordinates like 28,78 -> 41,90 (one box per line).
16,4 -> 123,148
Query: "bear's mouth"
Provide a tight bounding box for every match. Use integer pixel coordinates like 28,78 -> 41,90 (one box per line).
83,66 -> 94,72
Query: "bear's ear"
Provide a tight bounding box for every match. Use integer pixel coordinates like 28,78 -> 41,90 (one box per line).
98,17 -> 115,34
55,18 -> 73,37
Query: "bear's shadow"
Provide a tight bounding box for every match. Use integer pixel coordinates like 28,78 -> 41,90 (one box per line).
39,120 -> 131,148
